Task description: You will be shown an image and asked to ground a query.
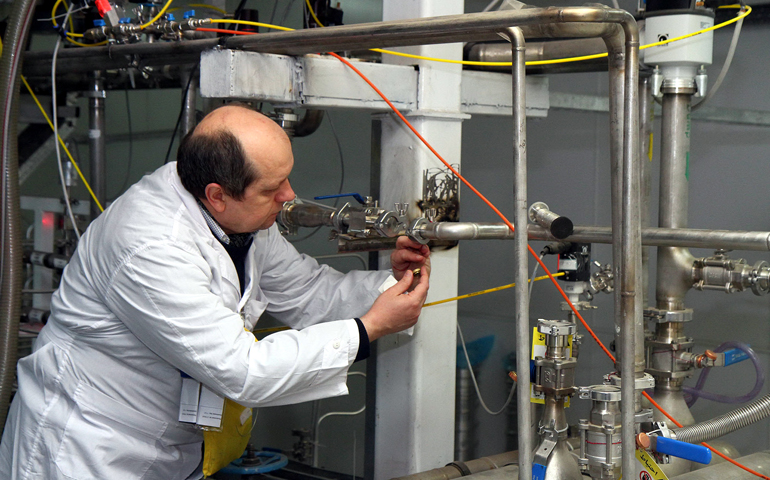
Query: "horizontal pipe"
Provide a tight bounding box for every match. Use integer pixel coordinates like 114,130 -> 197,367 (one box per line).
24,7 -> 628,76
411,222 -> 770,251
391,451 -> 518,480
466,37 -> 607,68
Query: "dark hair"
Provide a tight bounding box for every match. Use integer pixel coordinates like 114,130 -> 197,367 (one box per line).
176,129 -> 258,201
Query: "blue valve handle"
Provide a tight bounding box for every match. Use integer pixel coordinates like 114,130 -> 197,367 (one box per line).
314,193 -> 367,204
724,347 -> 750,366
653,436 -> 712,464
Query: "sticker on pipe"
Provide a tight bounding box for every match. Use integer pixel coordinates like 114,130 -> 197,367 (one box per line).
530,326 -> 572,406
620,449 -> 669,480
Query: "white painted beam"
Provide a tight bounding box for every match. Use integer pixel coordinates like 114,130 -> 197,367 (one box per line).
200,49 -> 549,117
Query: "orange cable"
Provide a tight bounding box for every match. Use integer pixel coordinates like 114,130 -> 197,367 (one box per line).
200,28 -> 766,479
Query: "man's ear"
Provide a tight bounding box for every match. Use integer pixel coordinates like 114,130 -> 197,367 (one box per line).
204,183 -> 227,213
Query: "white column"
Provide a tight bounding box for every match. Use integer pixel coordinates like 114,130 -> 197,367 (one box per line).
374,1 -> 465,477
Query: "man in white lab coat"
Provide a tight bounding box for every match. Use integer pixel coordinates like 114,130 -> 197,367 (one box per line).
0,105 -> 430,479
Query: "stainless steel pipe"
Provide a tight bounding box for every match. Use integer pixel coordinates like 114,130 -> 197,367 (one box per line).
180,68 -> 198,137
408,223 -> 770,252
502,26 -> 532,480
656,93 -> 695,311
88,72 -> 106,220
24,8 -> 629,75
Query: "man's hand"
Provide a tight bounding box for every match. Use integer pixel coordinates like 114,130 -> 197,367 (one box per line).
360,267 -> 429,342
390,236 -> 431,287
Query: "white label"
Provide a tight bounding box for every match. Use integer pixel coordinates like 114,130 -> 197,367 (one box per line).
178,377 -> 200,423
196,385 -> 225,428
88,129 -> 101,139
560,258 -> 578,270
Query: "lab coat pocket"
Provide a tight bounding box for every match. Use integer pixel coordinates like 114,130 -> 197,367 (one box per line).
54,383 -> 165,479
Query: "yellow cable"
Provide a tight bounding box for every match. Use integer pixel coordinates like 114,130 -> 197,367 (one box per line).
423,272 -> 564,307
141,0 -> 174,29
51,0 -> 85,38
65,37 -> 108,47
188,3 -> 227,15
209,19 -> 294,32
251,271 -> 566,335
20,75 -> 105,213
305,0 -> 324,27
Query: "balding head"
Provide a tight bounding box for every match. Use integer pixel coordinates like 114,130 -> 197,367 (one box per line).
177,104 -> 293,200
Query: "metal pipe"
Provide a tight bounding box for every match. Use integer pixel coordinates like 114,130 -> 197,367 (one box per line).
180,68 -> 198,137
670,450 -> 770,480
408,223 -> 770,251
618,16 -> 642,479
674,394 -> 770,444
656,93 -> 695,311
88,72 -> 106,220
639,77 -> 653,307
466,37 -> 607,65
0,0 -> 36,437
391,451 -> 519,480
24,8 -> 632,76
294,110 -> 325,137
501,26 -> 531,480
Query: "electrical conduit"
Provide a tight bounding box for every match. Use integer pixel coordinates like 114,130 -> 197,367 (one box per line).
0,0 -> 37,436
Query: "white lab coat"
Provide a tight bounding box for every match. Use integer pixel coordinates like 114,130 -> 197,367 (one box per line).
0,163 -> 390,480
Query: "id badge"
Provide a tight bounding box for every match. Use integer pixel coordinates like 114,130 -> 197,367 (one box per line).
178,371 -> 224,430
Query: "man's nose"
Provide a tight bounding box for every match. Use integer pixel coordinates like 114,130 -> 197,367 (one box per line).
277,180 -> 295,203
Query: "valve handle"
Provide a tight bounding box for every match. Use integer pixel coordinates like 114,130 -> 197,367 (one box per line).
653,436 -> 712,465
315,193 -> 367,205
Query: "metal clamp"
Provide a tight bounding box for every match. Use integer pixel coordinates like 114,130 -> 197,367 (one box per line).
644,308 -> 693,324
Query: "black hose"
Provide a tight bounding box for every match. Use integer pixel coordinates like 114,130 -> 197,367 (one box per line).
0,0 -> 38,436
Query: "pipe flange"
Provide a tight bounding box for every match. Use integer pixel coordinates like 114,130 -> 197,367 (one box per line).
661,78 -> 696,95
644,308 -> 693,323
606,372 -> 655,390
589,385 -> 621,403
373,211 -> 403,238
537,319 -> 575,336
407,217 -> 430,245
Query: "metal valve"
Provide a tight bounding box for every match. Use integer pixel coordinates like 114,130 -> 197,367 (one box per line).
394,203 -> 409,217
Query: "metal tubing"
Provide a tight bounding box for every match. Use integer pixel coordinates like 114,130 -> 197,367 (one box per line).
674,394 -> 770,444
640,77 -> 653,307
0,0 -> 36,437
656,93 -> 694,311
502,26 -> 531,480
618,17 -> 642,479
24,8 -> 631,75
391,451 -> 519,480
466,37 -> 607,66
409,222 -> 770,251
88,73 -> 106,220
180,68 -> 198,137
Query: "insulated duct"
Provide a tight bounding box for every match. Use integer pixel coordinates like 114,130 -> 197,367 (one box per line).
0,0 -> 37,435
674,394 -> 770,445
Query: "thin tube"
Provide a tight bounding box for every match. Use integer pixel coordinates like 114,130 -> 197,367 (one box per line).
692,9 -> 744,111
686,342 -> 764,407
502,26 -> 531,480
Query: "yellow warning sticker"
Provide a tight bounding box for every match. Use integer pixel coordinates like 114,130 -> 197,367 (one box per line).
633,449 -> 669,480
530,327 -> 572,406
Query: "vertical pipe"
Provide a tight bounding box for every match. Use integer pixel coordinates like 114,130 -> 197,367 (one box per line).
503,26 -> 531,480
0,0 -> 36,437
180,68 -> 198,137
620,18 -> 642,480
656,93 -> 693,311
88,72 -> 106,219
639,78 -> 653,308
606,35 -> 625,378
